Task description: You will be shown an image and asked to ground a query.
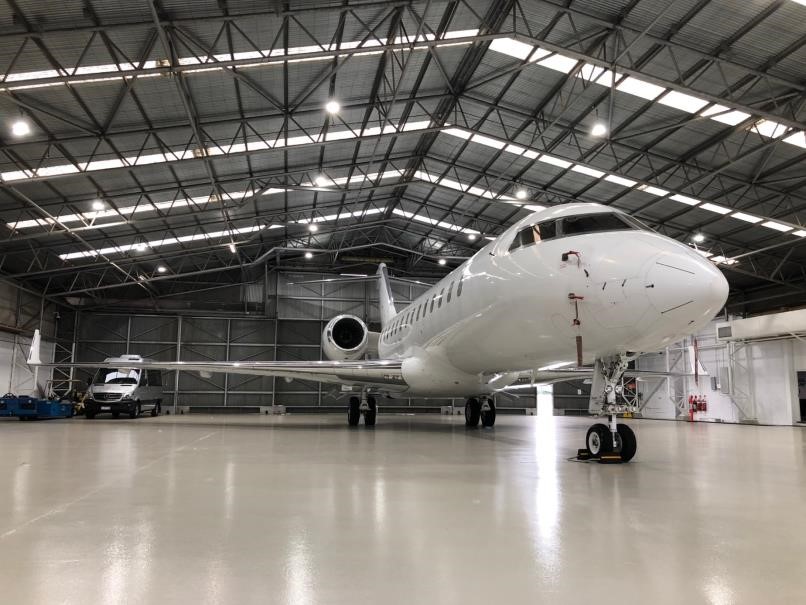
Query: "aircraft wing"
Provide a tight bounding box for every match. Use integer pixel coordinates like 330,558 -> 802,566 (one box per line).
26,330 -> 407,391
501,367 -> 699,390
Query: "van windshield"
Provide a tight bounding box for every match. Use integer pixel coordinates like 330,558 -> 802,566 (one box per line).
92,368 -> 140,385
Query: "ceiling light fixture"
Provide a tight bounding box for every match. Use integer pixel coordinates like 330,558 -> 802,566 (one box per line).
693,233 -> 705,243
590,122 -> 607,137
438,258 -> 447,265
325,100 -> 340,114
91,199 -> 105,211
157,266 -> 167,273
134,242 -> 147,252
229,243 -> 237,253
308,224 -> 319,232
11,119 -> 30,137
304,251 -> 313,259
515,188 -> 528,200
314,175 -> 328,187
468,233 -> 477,241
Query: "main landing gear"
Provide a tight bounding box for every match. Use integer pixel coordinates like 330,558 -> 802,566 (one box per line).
465,396 -> 496,428
580,355 -> 638,463
347,394 -> 377,427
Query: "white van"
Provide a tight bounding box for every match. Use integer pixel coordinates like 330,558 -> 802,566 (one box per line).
84,355 -> 163,419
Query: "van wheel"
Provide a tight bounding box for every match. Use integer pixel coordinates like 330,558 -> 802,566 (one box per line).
129,403 -> 140,419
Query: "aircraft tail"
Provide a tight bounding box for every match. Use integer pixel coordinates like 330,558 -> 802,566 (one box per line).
377,263 -> 397,329
27,329 -> 42,365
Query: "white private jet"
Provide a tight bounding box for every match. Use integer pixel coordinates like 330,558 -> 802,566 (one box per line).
28,203 -> 728,461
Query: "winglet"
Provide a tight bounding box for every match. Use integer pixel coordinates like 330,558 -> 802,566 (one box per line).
376,263 -> 397,329
27,329 -> 41,366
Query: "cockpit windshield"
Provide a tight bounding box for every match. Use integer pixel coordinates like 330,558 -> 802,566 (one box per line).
92,368 -> 140,385
561,212 -> 635,236
509,211 -> 646,254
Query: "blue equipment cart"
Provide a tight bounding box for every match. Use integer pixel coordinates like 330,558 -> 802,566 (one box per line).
0,394 -> 74,420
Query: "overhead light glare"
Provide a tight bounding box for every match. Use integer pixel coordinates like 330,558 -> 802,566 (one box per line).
468,233 -> 477,241
325,100 -> 340,114
91,199 -> 105,210
304,251 -> 313,259
692,233 -> 705,243
314,175 -> 328,187
134,242 -> 147,251
308,224 -> 319,232
229,243 -> 237,253
157,265 -> 167,273
590,122 -> 607,137
11,119 -> 30,137
438,258 -> 447,266
515,188 -> 528,200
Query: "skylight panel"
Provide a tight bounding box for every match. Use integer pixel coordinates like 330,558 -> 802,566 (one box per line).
505,143 -> 526,155
699,202 -> 731,215
539,155 -> 572,169
528,48 -> 552,63
570,165 -> 605,178
761,220 -> 793,232
523,150 -> 539,159
470,133 -> 506,149
700,104 -> 751,126
753,120 -> 788,139
616,77 -> 665,100
669,194 -> 700,206
730,211 -> 762,224
783,131 -> 806,148
489,38 -> 534,60
442,29 -> 480,39
793,230 -> 806,237
638,184 -> 669,197
658,90 -> 709,113
604,174 -> 637,187
443,127 -> 471,140
577,63 -> 607,83
536,53 -> 579,73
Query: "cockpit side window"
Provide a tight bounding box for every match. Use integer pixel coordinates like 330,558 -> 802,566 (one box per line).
560,213 -> 635,236
508,220 -> 557,252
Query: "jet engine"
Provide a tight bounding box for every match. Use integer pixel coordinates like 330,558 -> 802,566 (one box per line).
322,315 -> 369,361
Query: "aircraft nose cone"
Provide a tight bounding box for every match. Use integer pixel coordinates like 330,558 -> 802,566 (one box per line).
646,252 -> 729,320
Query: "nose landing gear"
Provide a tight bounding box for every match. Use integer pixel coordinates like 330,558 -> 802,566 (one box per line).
580,355 -> 639,462
347,394 -> 377,427
465,396 -> 496,427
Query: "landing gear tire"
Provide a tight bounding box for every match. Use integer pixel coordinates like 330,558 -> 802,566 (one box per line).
465,398 -> 481,427
586,423 -> 612,457
616,424 -> 637,462
480,399 -> 496,427
364,396 -> 377,426
347,396 -> 361,427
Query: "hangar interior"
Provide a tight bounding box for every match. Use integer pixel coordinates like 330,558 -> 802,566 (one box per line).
2,0 -> 806,602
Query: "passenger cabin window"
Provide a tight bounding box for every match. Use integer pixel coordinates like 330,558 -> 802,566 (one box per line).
430,294 -> 436,313
446,282 -> 454,303
438,288 -> 445,309
509,220 -> 557,252
561,213 -> 634,236
457,275 -> 464,297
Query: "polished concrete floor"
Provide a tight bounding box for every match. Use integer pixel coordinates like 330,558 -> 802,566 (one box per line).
0,413 -> 804,604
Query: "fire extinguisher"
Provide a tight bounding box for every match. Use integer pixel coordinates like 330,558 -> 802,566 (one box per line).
700,395 -> 707,413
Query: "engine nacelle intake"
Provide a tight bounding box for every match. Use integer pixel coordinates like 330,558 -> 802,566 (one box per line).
322,314 -> 369,361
